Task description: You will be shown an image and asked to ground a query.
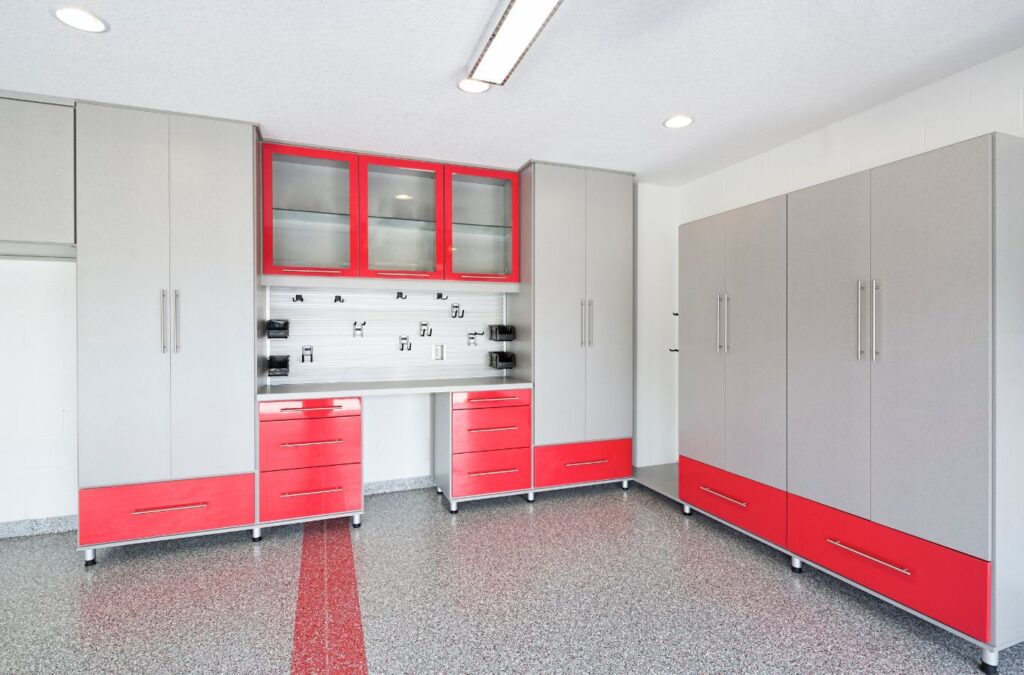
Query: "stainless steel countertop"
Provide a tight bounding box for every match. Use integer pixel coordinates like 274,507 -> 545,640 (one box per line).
256,376 -> 533,401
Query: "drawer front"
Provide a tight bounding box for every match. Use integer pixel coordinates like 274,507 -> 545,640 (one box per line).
678,455 -> 787,547
452,447 -> 532,498
259,464 -> 362,523
79,474 -> 255,546
260,416 -> 362,471
788,494 -> 991,641
258,397 -> 361,422
452,388 -> 532,410
452,405 -> 532,454
534,439 -> 632,488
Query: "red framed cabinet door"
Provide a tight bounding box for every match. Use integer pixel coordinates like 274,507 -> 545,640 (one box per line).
359,155 -> 445,280
444,165 -> 519,282
261,143 -> 360,277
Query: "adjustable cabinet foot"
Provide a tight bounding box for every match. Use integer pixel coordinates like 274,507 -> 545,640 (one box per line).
790,556 -> 804,574
682,504 -> 693,516
436,486 -> 443,494
981,647 -> 999,674
449,501 -> 458,514
84,549 -> 96,567
251,527 -> 262,542
525,491 -> 535,503
351,514 -> 362,528
621,480 -> 630,490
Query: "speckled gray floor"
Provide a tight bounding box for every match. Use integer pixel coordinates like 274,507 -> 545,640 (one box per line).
1,485 -> 1021,674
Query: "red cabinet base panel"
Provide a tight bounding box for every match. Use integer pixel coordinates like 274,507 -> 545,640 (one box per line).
677,455 -> 787,548
534,439 -> 632,488
788,494 -> 991,642
452,447 -> 531,498
79,474 -> 255,546
260,463 -> 363,523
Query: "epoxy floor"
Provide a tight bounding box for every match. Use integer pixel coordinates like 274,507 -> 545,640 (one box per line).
1,484 -> 1021,674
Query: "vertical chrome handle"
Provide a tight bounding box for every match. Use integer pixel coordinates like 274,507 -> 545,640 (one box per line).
587,299 -> 594,346
723,294 -> 730,353
580,299 -> 586,347
871,280 -> 879,362
857,281 -> 864,360
173,290 -> 181,353
716,293 -> 722,353
160,290 -> 168,353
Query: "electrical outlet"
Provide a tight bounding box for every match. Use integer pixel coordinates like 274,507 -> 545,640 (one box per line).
432,344 -> 445,361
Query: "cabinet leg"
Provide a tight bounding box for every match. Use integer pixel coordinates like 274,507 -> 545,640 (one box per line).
682,504 -> 693,516
981,646 -> 999,674
84,548 -> 96,567
525,491 -> 535,503
351,514 -> 362,528
449,500 -> 458,514
790,556 -> 804,574
251,527 -> 262,542
621,480 -> 630,490
436,486 -> 443,494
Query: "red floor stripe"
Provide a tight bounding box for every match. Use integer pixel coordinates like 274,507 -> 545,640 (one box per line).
292,519 -> 368,675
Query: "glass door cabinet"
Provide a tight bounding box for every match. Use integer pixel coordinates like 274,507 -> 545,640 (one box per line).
444,165 -> 519,282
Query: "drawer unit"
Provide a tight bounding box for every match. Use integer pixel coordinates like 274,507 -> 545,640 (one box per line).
259,463 -> 363,523
451,405 -> 531,454
259,415 -> 362,472
452,388 -> 532,410
452,447 -> 532,498
534,439 -> 632,488
258,397 -> 362,422
678,455 -> 787,547
788,494 -> 991,641
79,474 -> 255,546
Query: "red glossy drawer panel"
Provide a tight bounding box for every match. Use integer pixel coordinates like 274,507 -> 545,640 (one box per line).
452,447 -> 531,498
788,494 -> 991,641
534,439 -> 632,488
259,464 -> 362,523
258,397 -> 361,422
678,455 -> 787,547
79,474 -> 254,546
260,416 -> 362,471
452,389 -> 532,410
452,405 -> 531,454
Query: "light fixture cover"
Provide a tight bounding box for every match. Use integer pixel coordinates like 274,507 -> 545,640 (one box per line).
469,0 -> 563,86
663,115 -> 694,129
55,7 -> 108,33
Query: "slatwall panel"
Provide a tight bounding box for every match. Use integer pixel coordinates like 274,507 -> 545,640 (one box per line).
266,288 -> 506,383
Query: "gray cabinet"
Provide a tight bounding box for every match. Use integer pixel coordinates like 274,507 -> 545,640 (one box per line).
787,172 -> 871,517
515,163 -> 635,448
0,97 -> 75,244
77,104 -> 255,488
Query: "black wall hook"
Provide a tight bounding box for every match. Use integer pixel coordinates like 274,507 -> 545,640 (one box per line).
396,292 -> 407,300
399,335 -> 411,351
467,330 -> 485,346
419,321 -> 432,337
436,292 -> 449,300
334,295 -> 345,303
450,303 -> 465,318
292,294 -> 304,303
353,321 -> 366,338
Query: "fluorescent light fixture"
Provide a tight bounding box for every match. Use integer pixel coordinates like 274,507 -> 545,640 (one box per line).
395,194 -> 414,201
458,78 -> 491,94
663,115 -> 694,129
55,7 -> 108,33
468,0 -> 563,86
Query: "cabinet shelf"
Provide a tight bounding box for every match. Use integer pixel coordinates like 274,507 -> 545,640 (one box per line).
453,221 -> 512,231
274,207 -> 350,218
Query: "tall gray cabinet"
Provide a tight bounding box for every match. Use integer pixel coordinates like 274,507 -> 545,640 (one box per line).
77,103 -> 257,488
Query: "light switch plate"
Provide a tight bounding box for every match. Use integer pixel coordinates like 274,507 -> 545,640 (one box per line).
432,344 -> 445,360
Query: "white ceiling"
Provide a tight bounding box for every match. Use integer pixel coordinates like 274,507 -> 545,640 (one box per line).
3,1 -> 1024,184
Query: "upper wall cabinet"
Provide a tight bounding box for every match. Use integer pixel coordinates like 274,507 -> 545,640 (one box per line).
445,165 -> 519,282
262,144 -> 360,276
0,97 -> 75,245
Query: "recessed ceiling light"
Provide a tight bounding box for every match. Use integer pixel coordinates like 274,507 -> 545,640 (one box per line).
467,0 -> 563,86
395,194 -> 414,201
54,7 -> 108,33
458,78 -> 491,94
663,115 -> 694,129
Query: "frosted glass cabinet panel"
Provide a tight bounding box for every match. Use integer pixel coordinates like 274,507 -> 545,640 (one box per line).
262,144 -> 359,276
361,157 -> 444,279
445,166 -> 519,282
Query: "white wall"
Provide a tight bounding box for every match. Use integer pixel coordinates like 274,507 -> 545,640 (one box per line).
0,259 -> 77,523
635,45 -> 1024,467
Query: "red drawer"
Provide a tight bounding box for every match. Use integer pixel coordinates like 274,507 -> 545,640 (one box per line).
534,439 -> 632,488
788,494 -> 991,641
260,416 -> 361,471
452,405 -> 531,454
258,397 -> 361,422
452,388 -> 532,410
259,464 -> 362,523
452,447 -> 532,498
79,474 -> 254,546
678,455 -> 787,547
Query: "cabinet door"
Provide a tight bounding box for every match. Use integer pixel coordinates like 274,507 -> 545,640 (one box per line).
724,197 -> 787,490
169,116 -> 256,479
532,164 -> 587,446
77,104 -> 171,487
677,215 -> 726,469
360,156 -> 444,279
584,169 -> 634,441
0,98 -> 74,244
870,136 -> 992,559
787,173 -> 871,517
445,165 -> 519,282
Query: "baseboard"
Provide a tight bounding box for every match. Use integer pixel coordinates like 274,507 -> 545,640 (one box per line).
0,514 -> 78,540
364,475 -> 434,495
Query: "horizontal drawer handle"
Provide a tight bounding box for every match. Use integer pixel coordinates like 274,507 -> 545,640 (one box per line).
566,459 -> 608,468
826,538 -> 912,576
282,268 -> 342,274
699,486 -> 747,508
468,468 -> 519,477
460,274 -> 508,279
465,397 -> 520,403
376,271 -> 431,277
280,439 -> 345,448
132,502 -> 208,516
281,487 -> 344,498
468,426 -> 519,433
280,406 -> 349,413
